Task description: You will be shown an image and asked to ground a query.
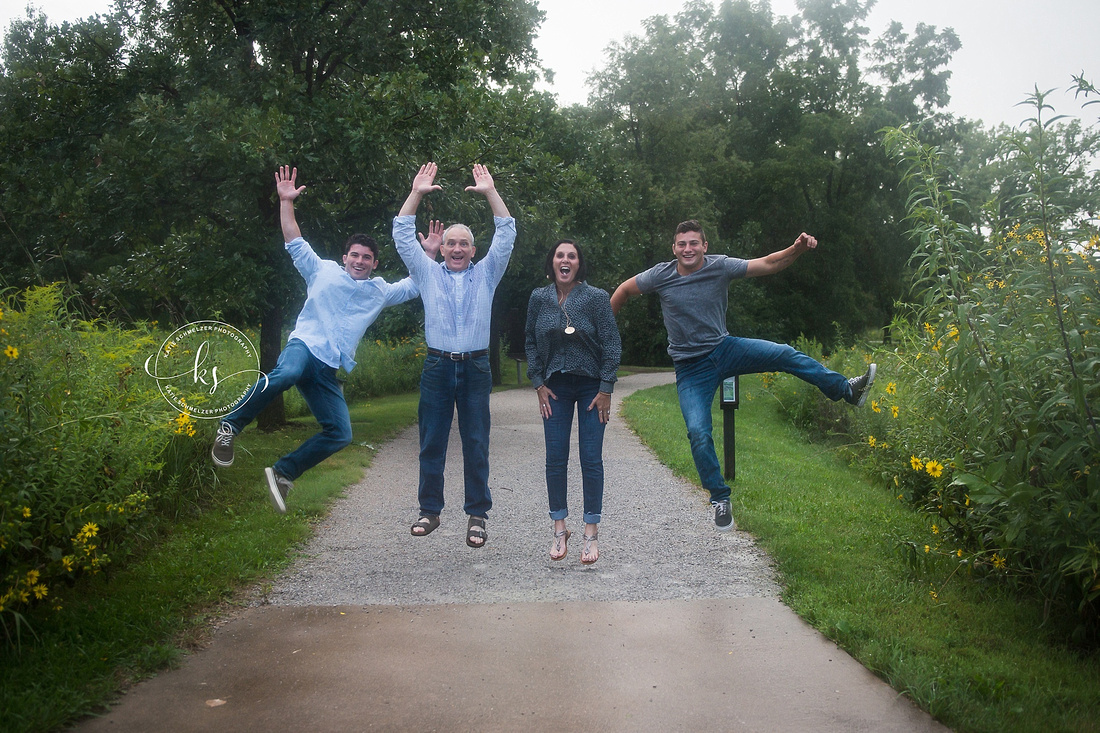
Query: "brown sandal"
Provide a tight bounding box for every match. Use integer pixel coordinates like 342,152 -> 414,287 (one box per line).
466,516 -> 487,548
411,514 -> 440,537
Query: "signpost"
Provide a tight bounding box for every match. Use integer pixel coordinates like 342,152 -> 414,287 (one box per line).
720,376 -> 739,481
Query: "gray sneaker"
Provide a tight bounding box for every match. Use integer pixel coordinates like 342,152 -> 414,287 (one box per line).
713,499 -> 735,532
211,422 -> 236,467
846,363 -> 877,407
264,467 -> 293,514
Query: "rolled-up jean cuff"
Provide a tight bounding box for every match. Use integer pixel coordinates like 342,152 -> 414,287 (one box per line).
582,512 -> 601,524
549,509 -> 568,521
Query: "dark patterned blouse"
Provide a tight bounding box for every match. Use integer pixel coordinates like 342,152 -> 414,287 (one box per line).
524,281 -> 622,393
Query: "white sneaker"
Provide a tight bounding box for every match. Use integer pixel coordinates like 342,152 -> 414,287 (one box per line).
846,363 -> 877,407
713,499 -> 735,532
264,467 -> 292,514
211,422 -> 236,466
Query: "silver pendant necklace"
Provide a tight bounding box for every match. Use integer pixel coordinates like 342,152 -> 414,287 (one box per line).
558,289 -> 575,335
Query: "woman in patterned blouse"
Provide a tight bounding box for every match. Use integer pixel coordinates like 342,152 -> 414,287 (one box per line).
525,240 -> 622,564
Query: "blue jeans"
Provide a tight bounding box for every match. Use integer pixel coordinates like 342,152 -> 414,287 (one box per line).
417,352 -> 493,518
674,336 -> 850,502
542,373 -> 606,525
223,339 -> 352,481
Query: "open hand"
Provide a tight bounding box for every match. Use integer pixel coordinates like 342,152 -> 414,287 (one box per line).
412,162 -> 443,196
276,165 -> 306,201
418,219 -> 444,260
464,163 -> 496,196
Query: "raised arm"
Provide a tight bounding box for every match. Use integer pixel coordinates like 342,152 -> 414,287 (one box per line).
398,162 -> 443,217
465,163 -> 510,218
610,277 -> 642,315
276,165 -> 306,242
744,232 -> 817,278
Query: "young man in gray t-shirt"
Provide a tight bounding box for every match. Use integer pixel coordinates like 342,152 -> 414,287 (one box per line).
610,220 -> 876,532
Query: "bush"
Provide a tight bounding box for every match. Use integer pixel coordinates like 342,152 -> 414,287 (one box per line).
0,285 -> 206,643
768,93 -> 1100,643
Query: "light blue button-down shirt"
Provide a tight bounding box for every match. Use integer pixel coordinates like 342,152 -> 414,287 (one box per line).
392,215 -> 516,353
285,237 -> 419,372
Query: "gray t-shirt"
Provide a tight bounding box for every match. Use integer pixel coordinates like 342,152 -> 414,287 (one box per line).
635,254 -> 748,361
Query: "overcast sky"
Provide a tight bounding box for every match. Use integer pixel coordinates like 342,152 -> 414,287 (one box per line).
3,0 -> 1098,128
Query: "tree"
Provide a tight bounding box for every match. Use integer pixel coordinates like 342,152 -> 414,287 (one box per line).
1,0 -> 546,416
583,0 -> 962,361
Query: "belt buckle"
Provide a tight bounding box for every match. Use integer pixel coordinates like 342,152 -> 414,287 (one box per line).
449,351 -> 463,361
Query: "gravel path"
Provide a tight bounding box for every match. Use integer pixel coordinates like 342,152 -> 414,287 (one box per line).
263,371 -> 780,606
78,374 -> 950,733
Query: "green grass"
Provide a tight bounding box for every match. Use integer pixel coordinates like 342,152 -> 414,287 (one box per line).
0,393 -> 420,733
622,376 -> 1100,733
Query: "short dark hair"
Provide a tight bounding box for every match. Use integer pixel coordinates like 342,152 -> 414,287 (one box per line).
674,220 -> 706,242
344,234 -> 378,258
543,239 -> 587,282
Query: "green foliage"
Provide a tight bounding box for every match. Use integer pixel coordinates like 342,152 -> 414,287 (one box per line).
0,0 -> 962,376
0,0 -> 550,417
776,88 -> 1100,640
584,0 -> 962,358
884,91 -> 1100,634
0,285 -> 211,643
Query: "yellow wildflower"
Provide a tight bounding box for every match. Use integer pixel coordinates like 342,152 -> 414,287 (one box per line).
886,382 -> 896,395
992,554 -> 1006,570
4,345 -> 18,359
22,506 -> 31,518
33,584 -> 48,600
926,460 -> 944,478
871,400 -> 881,413
910,456 -> 924,472
924,545 -> 930,553
932,524 -> 940,534
868,435 -> 877,447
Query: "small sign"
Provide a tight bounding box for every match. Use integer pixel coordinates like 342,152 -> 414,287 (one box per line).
721,376 -> 739,410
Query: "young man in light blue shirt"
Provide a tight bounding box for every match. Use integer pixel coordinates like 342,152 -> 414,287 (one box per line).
211,166 -> 420,513
393,162 -> 516,548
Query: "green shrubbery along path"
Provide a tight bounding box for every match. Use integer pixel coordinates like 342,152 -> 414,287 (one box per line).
0,285 -> 208,644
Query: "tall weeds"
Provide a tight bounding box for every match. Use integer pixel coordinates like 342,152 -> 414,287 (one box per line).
0,285 -> 205,645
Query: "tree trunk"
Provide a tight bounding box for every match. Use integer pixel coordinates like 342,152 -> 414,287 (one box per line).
256,301 -> 286,431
